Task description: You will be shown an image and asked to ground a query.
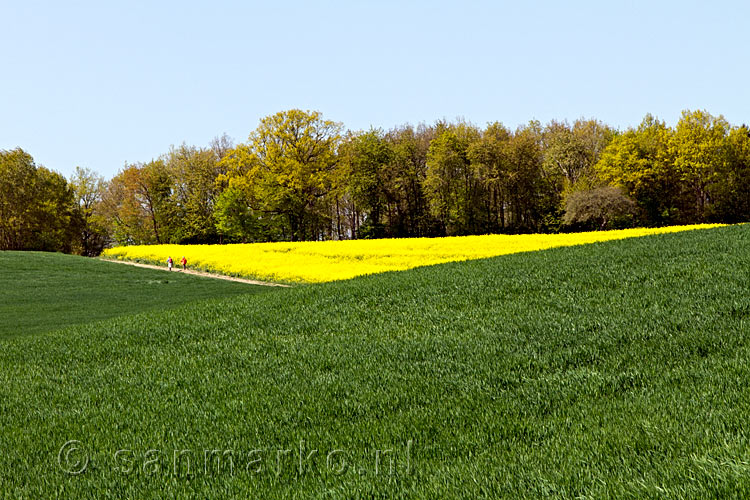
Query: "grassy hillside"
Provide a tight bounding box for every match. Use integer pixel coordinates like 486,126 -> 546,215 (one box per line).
1,225 -> 749,498
0,251 -> 274,338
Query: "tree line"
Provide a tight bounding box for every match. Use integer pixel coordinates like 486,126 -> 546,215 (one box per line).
2,108 -> 749,255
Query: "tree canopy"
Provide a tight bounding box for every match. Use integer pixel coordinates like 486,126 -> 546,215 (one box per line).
2,108 -> 749,254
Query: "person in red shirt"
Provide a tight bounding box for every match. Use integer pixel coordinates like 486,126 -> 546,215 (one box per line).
180,256 -> 187,271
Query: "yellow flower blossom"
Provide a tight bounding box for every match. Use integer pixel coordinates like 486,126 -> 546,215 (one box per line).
102,224 -> 724,283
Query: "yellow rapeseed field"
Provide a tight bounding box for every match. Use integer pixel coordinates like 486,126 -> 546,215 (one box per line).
102,224 -> 724,283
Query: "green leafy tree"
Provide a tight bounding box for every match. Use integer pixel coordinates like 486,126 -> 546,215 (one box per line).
543,119 -> 615,194
425,122 -> 483,235
70,166 -> 109,255
596,115 -> 681,225
383,124 -> 437,237
167,144 -> 226,243
213,186 -> 282,242
0,148 -> 38,249
339,129 -> 393,238
710,125 -> 750,222
468,122 -> 512,231
506,123 -> 559,231
101,160 -> 175,245
0,148 -> 76,251
220,109 -> 342,241
669,109 -> 730,221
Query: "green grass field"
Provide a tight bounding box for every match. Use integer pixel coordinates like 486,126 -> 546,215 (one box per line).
1,225 -> 750,498
0,251 -> 273,338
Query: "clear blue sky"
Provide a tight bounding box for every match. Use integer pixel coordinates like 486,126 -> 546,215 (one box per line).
1,0 -> 748,178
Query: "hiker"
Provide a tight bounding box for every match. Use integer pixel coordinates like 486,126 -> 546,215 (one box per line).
180,256 -> 187,271
167,256 -> 173,271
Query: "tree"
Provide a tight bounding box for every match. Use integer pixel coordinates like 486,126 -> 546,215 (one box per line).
0,148 -> 76,251
383,124 -> 437,237
167,144 -> 225,243
596,115 -> 682,225
425,122 -> 483,235
0,148 -> 37,250
213,186 -> 282,242
669,109 -> 730,221
101,160 -> 174,245
8,110 -> 750,253
220,109 -> 343,241
339,129 -> 393,238
711,125 -> 750,222
563,186 -> 637,230
210,133 -> 234,160
70,166 -> 109,256
543,119 -> 615,193
468,122 -> 512,231
506,122 -> 559,231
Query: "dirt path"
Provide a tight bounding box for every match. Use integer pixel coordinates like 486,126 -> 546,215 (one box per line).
100,259 -> 291,287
